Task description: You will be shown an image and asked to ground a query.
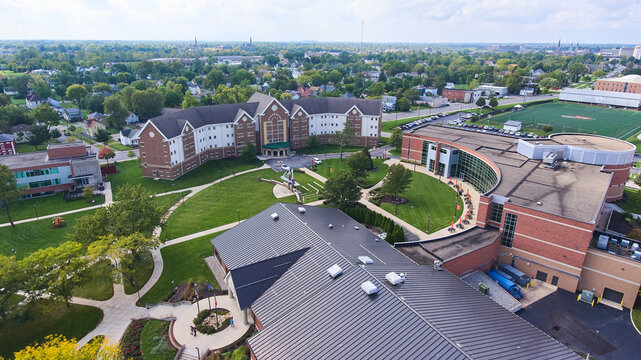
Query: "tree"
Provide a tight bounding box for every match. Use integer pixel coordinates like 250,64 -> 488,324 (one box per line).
28,123 -> 50,151
568,63 -> 588,83
489,97 -> 498,108
333,126 -> 356,162
307,134 -> 320,151
33,105 -> 60,128
539,77 -> 560,89
592,70 -> 606,79
7,74 -> 30,98
103,96 -> 128,129
98,146 -> 115,162
382,164 -> 413,215
390,127 -> 403,149
204,69 -> 226,90
361,147 -> 374,169
13,335 -> 121,360
396,97 -> 411,112
85,94 -> 105,113
240,141 -> 256,162
131,88 -> 165,120
0,93 -> 10,106
0,164 -> 21,228
346,152 -> 371,179
182,91 -> 199,109
403,88 -> 420,104
50,128 -> 62,139
94,128 -> 111,143
65,84 -> 88,106
476,97 -> 486,107
323,170 -> 361,208
93,82 -> 112,93
83,185 -> 94,198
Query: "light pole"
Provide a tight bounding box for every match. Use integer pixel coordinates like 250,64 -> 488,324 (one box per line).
33,204 -> 39,220
426,214 -> 431,233
195,347 -> 200,359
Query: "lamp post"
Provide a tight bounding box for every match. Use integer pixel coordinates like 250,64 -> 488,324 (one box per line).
33,204 -> 39,220
426,214 -> 431,233
195,347 -> 200,359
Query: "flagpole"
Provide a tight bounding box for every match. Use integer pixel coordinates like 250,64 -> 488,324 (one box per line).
194,283 -> 200,313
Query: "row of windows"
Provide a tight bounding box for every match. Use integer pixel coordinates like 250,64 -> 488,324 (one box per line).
28,178 -> 61,189
500,212 -> 518,247
454,150 -> 498,194
15,167 -> 60,178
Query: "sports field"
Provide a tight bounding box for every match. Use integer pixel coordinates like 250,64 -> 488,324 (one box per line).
490,102 -> 641,139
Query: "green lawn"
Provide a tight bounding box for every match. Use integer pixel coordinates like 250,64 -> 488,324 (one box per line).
106,140 -> 131,151
72,260 -> 114,301
0,192 -> 185,258
296,144 -> 365,155
314,158 -> 389,187
138,233 -> 222,306
140,319 -> 177,360
0,301 -> 103,359
162,169 -> 296,239
10,97 -> 26,105
379,171 -> 464,234
293,172 -> 324,203
615,189 -> 641,214
626,131 -> 641,153
108,158 -> 263,199
1,193 -> 105,224
124,251 -> 154,295
15,140 -> 59,153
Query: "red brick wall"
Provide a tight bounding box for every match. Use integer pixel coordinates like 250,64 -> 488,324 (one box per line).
443,89 -> 471,102
476,196 -> 492,227
346,108 -> 364,146
259,101 -> 289,148
443,233 -> 500,275
289,108 -> 309,150
252,312 -> 263,331
47,144 -> 86,159
234,114 -> 257,154
138,124 -> 171,178
603,163 -> 631,201
0,139 -> 16,155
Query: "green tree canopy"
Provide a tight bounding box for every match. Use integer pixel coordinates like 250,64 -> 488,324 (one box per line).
94,127 -> 111,143
323,170 -> 362,208
103,96 -> 128,129
131,88 -> 164,120
65,84 -> 88,106
382,163 -> 413,214
333,126 -> 356,162
0,164 -> 21,228
33,105 -> 60,128
390,127 -> 403,149
240,141 -> 257,162
27,123 -> 50,151
346,152 -> 372,179
181,91 -> 199,109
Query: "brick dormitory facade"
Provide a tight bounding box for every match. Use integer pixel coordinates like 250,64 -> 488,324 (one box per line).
135,93 -> 382,179
401,126 -> 641,309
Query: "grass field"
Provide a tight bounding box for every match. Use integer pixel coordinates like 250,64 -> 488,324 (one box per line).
293,171 -> 325,203
140,319 -> 177,360
314,158 -> 389,188
162,169 -> 296,239
10,97 -> 26,105
123,251 -> 154,295
615,189 -> 641,214
296,144 -> 365,155
379,172 -> 464,234
137,233 -> 222,306
108,158 -> 262,199
1,193 -> 104,224
72,260 -> 114,301
0,301 -> 103,359
15,140 -> 59,153
487,102 -> 641,139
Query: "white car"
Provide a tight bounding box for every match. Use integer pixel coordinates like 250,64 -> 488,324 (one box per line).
312,157 -> 322,165
280,164 -> 290,171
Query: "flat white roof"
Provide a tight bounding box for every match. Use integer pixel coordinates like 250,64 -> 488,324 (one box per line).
599,74 -> 641,84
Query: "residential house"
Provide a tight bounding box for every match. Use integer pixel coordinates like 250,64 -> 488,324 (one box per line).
119,127 -> 139,146
88,120 -> 106,136
381,95 -> 397,111
297,87 -> 313,98
87,112 -> 107,124
0,134 -> 16,155
46,97 -> 61,108
11,124 -> 31,143
25,93 -> 44,110
125,111 -> 139,125
531,68 -> 546,77
63,108 -> 83,122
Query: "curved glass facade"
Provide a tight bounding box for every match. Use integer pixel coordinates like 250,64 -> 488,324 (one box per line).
454,150 -> 498,194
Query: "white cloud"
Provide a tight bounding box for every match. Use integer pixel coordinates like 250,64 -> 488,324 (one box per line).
0,0 -> 639,43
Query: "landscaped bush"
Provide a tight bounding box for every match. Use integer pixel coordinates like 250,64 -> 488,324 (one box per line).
193,309 -> 230,334
120,319 -> 147,360
341,205 -> 405,244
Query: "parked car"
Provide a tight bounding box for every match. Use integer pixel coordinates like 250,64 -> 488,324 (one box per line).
280,164 -> 290,171
312,157 -> 322,165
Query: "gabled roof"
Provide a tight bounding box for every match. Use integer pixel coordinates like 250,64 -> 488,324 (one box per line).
279,97 -> 381,116
11,123 -> 29,132
26,93 -> 42,102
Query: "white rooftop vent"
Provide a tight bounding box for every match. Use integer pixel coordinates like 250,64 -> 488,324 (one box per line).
298,207 -> 306,213
270,213 -> 279,220
358,256 -> 374,264
434,260 -> 443,271
327,264 -> 343,278
328,223 -> 333,229
385,272 -> 402,286
361,281 -> 378,295
536,201 -> 542,206
354,226 -> 360,230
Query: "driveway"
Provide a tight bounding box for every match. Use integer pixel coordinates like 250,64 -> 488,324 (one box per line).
518,289 -> 641,359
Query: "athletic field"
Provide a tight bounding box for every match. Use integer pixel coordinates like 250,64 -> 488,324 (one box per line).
490,102 -> 641,139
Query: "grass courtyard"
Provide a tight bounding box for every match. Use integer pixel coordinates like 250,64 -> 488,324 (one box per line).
293,171 -> 325,203
72,260 -> 114,301
0,301 -> 103,359
162,169 -> 296,239
1,192 -> 105,224
485,102 -> 641,140
296,144 -> 365,155
108,158 -> 263,199
378,171 -> 464,234
313,158 -> 389,187
137,233 -> 222,306
15,140 -> 60,153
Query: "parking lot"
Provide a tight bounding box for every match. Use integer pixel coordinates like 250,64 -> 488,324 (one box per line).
518,289 -> 641,359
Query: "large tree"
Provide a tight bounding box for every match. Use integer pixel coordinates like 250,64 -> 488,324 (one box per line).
489,97 -> 498,108
98,146 -> 115,163
382,164 -> 413,214
103,96 -> 128,129
13,335 -> 121,360
65,84 -> 88,106
33,105 -> 60,129
323,170 -> 361,208
240,141 -> 257,162
181,91 -> 199,109
27,123 -> 51,151
0,164 -> 21,228
333,126 -> 355,162
390,127 -> 403,149
346,152 -> 371,179
131,88 -> 164,120
94,127 -> 111,143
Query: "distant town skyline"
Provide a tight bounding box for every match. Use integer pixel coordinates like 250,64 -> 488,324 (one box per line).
1,0 -> 640,44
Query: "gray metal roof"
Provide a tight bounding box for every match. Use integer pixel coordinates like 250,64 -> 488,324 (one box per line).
279,97 -> 382,116
367,265 -> 580,360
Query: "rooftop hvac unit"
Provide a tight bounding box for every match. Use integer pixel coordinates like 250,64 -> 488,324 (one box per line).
358,256 -> 374,264
543,151 -> 558,169
270,213 -> 279,220
621,239 -> 630,248
385,272 -> 402,286
433,260 -> 443,271
596,235 -> 609,250
298,207 -> 306,213
361,281 -> 378,295
632,243 -> 639,252
327,264 -> 343,278
478,283 -> 490,295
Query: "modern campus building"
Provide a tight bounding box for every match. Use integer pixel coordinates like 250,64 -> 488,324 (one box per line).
135,93 -> 381,179
594,74 -> 641,95
0,142 -> 102,197
559,88 -> 641,109
210,203 -> 578,360
401,126 -> 641,309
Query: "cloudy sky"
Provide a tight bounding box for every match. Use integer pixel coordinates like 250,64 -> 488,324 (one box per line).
0,0 -> 639,44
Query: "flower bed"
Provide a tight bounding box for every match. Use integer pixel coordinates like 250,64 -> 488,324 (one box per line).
193,309 -> 231,334
120,319 -> 148,359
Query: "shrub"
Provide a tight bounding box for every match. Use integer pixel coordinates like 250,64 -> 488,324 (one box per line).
120,319 -> 147,360
128,149 -> 135,157
541,125 -> 554,132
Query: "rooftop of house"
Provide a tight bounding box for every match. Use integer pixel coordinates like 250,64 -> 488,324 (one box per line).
212,203 -> 578,360
409,126 -> 612,223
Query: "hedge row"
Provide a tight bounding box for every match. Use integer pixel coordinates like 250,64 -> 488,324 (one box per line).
341,205 -> 405,244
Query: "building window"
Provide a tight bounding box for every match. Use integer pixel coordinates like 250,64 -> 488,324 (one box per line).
501,213 -> 518,248
489,203 -> 503,223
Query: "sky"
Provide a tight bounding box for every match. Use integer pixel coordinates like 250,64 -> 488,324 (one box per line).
0,0 -> 640,44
